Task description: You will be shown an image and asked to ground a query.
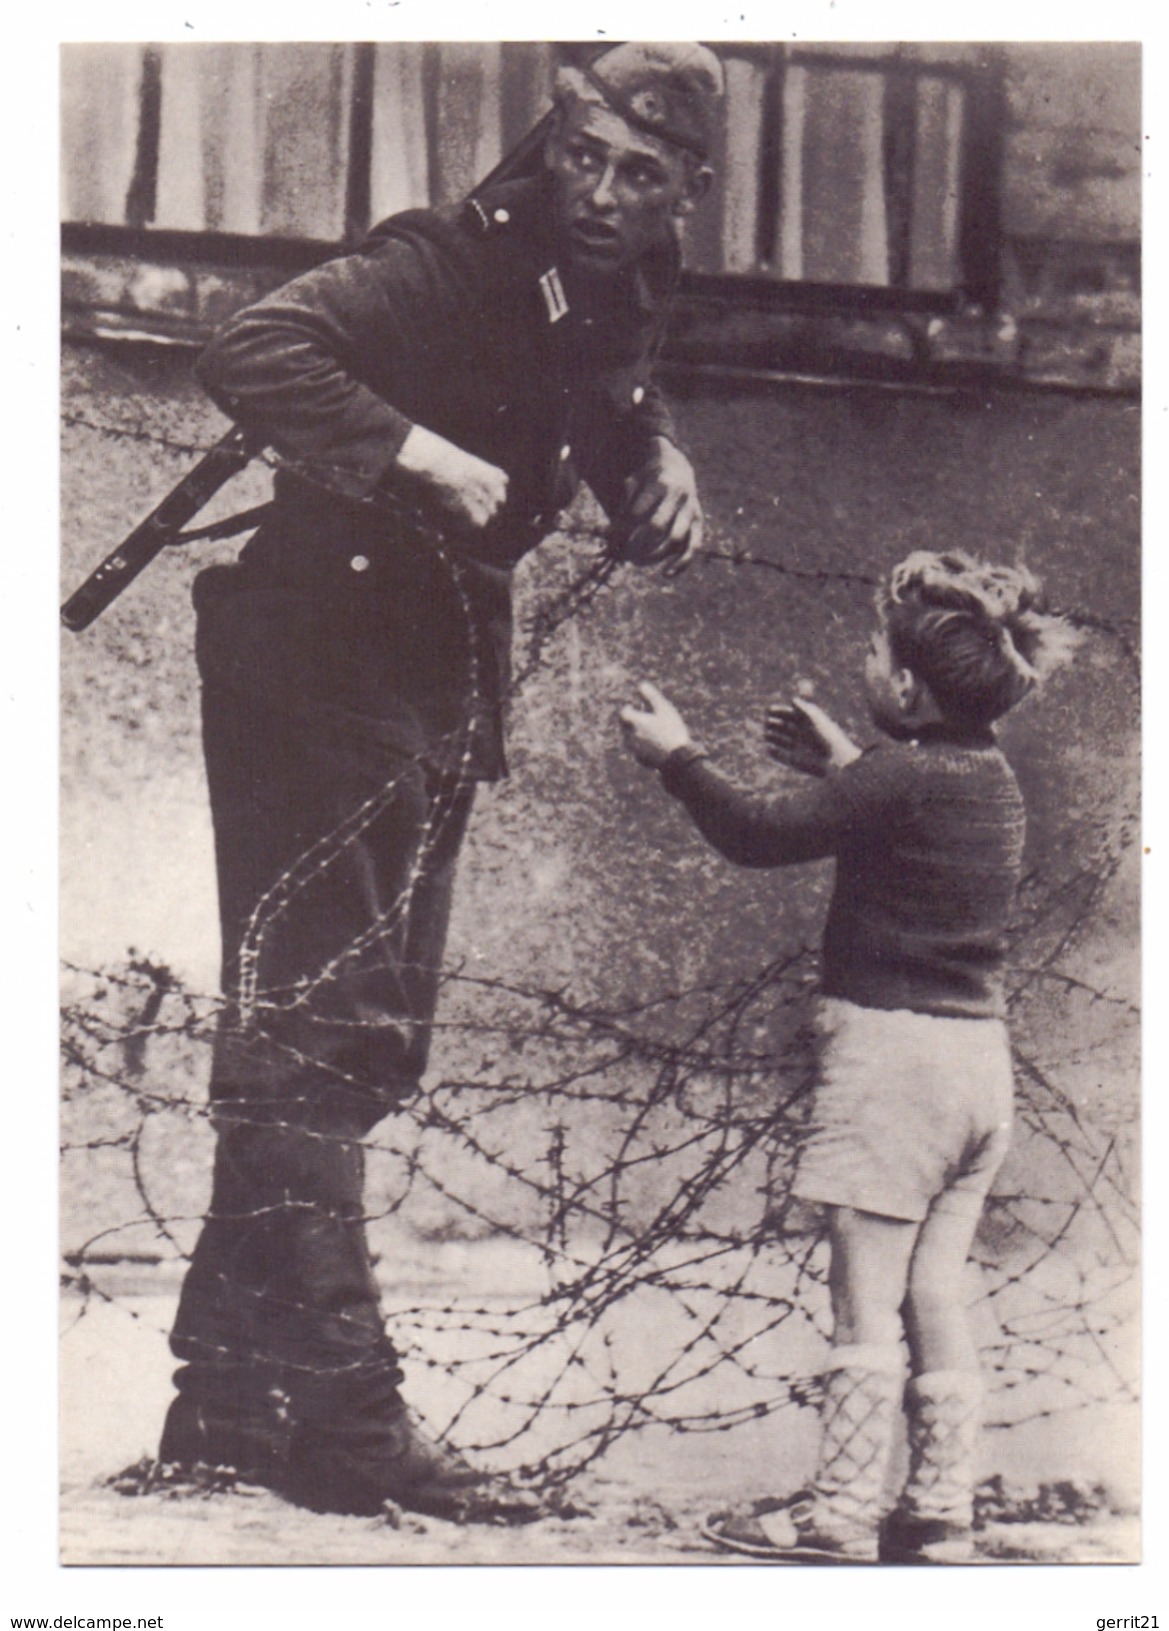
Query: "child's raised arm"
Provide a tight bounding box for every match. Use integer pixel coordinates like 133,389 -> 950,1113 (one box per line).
618,680 -> 867,869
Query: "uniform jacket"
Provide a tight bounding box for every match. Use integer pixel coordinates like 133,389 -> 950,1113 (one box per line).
194,171 -> 683,780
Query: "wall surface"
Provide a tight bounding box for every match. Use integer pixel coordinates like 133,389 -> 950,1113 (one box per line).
61,337 -> 1139,1235
59,333 -> 1139,1510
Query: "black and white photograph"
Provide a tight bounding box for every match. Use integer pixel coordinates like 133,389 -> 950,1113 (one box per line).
41,15 -> 1148,1601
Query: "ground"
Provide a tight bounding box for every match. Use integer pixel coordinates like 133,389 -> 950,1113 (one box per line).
59,1258 -> 1138,1567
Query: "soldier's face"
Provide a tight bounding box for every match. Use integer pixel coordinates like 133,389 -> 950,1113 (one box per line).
547,98 -> 708,273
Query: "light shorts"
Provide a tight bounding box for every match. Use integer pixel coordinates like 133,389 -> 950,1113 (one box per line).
792,997 -> 1014,1224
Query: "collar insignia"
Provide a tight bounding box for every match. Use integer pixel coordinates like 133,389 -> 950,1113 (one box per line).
538,266 -> 569,324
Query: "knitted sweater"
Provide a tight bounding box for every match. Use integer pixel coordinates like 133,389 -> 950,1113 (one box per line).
659,726 -> 1027,1019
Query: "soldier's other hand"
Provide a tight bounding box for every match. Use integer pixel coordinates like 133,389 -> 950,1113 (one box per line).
396,424 -> 508,532
619,681 -> 693,768
764,697 -> 862,776
614,438 -> 703,576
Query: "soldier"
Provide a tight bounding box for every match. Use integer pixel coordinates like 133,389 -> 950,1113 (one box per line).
159,43 -> 725,1519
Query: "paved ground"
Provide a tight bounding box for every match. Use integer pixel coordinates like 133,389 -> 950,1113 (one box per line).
59,1258 -> 1138,1568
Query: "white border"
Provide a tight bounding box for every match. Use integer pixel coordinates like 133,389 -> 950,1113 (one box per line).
9,7 -> 1161,1629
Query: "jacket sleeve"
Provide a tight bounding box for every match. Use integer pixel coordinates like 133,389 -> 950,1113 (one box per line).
571,247 -> 683,511
626,380 -> 679,453
574,371 -> 682,523
621,242 -> 682,459
194,232 -> 468,501
658,747 -> 886,868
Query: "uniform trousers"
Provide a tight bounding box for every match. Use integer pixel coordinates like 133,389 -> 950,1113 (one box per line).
170,579 -> 476,1433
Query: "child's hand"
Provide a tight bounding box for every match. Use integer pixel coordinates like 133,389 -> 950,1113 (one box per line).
764,697 -> 862,776
619,681 -> 693,768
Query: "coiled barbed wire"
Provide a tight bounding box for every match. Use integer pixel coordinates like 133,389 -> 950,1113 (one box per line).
60,405 -> 1139,1486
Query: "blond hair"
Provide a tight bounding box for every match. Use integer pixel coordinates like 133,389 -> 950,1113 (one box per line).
879,550 -> 1081,727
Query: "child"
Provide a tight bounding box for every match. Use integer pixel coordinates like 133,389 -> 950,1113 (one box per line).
618,550 -> 1078,1564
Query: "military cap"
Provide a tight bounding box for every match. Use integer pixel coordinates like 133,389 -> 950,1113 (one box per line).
569,42 -> 725,161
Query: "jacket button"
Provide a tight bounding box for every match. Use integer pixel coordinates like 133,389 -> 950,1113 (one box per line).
559,443 -> 572,461
350,555 -> 370,573
493,208 -> 510,224
632,385 -> 645,405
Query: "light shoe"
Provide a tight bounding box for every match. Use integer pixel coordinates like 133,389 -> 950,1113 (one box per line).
702,1493 -> 877,1562
703,1344 -> 903,1564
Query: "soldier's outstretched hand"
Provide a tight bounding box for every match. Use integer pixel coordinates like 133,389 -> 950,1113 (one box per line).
613,438 -> 703,575
619,681 -> 694,768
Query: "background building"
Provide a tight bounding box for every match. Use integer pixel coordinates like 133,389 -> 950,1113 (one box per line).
61,40 -> 1140,388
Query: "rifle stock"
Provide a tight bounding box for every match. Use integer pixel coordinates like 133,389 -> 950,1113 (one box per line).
61,425 -> 260,631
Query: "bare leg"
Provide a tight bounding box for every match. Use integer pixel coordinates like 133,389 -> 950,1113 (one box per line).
826,1204 -> 920,1347
902,1200 -> 984,1375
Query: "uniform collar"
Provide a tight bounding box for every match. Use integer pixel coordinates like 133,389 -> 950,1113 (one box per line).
474,171 -> 679,320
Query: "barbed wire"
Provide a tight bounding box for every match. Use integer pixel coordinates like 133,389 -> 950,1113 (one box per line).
60,407 -> 1141,672
61,404 -> 1139,1495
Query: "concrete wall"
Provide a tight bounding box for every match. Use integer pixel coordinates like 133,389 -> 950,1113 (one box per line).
61,340 -> 1140,1236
